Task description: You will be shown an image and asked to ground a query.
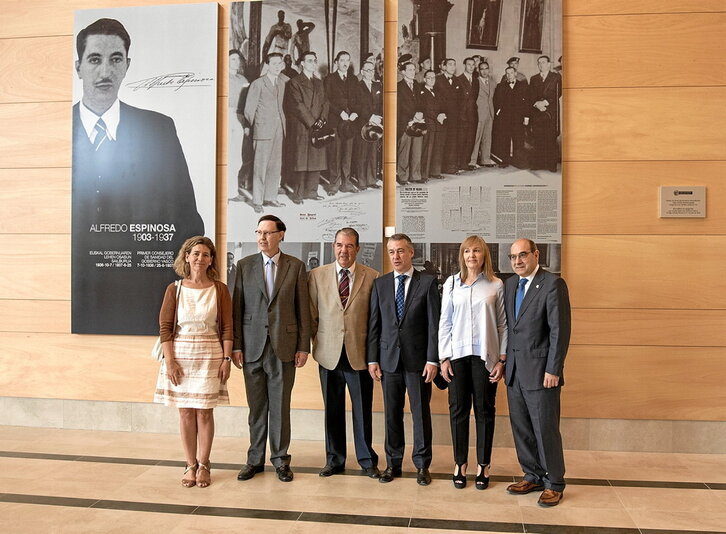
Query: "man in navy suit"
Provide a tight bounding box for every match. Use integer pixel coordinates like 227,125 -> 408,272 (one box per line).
72,18 -> 203,335
504,238 -> 571,507
367,233 -> 441,486
528,56 -> 562,172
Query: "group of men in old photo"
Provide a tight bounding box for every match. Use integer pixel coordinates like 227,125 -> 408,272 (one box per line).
230,12 -> 384,212
231,214 -> 571,506
397,54 -> 562,184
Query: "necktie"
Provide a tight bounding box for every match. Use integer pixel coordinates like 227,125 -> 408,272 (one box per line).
515,278 -> 528,319
339,269 -> 350,308
265,258 -> 275,299
93,118 -> 108,151
395,274 -> 407,320
407,82 -> 413,91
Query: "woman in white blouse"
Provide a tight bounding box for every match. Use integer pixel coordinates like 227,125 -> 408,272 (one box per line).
439,235 -> 507,490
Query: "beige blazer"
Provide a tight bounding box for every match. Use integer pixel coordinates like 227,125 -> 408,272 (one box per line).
308,262 -> 379,370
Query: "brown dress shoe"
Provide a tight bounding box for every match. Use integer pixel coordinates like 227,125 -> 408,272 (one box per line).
507,480 -> 544,495
537,489 -> 564,507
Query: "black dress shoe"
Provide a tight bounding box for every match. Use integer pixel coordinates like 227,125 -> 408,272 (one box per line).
305,194 -> 325,201
364,466 -> 381,479
237,464 -> 264,480
263,200 -> 286,207
340,185 -> 358,193
291,197 -> 304,205
276,465 -> 294,482
319,465 -> 345,477
252,204 -> 263,214
417,468 -> 432,486
379,466 -> 402,483
368,183 -> 382,189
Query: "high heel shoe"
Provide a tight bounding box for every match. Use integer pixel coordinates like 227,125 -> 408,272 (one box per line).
475,464 -> 490,490
181,461 -> 197,488
196,462 -> 211,488
452,464 -> 467,489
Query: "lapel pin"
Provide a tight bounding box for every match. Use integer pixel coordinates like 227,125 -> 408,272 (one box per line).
536,285 -> 540,289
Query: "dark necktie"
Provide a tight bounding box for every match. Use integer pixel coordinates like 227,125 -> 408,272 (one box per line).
515,278 -> 528,319
395,274 -> 407,320
93,118 -> 108,151
339,269 -> 350,308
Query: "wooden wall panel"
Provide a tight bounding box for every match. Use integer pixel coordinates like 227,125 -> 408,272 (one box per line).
564,162 -> 726,235
0,235 -> 70,300
566,87 -> 726,162
0,37 -> 71,103
563,0 -> 726,16
563,345 -> 726,421
564,235 -> 726,310
564,13 -> 726,88
0,168 -> 70,234
0,102 -> 70,168
571,309 -> 726,347
0,300 -> 70,333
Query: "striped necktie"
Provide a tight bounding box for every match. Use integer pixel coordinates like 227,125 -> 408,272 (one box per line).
339,269 -> 350,308
93,118 -> 108,151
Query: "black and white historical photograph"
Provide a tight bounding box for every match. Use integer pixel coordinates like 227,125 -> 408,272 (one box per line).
227,0 -> 384,251
396,0 -> 562,280
71,5 -> 218,335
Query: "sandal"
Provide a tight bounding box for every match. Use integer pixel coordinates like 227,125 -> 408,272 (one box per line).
475,464 -> 490,490
197,462 -> 211,488
182,461 -> 197,488
452,463 -> 467,489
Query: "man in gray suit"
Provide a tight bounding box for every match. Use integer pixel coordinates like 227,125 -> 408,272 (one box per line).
504,238 -> 571,506
470,61 -> 496,168
232,214 -> 311,482
245,53 -> 288,213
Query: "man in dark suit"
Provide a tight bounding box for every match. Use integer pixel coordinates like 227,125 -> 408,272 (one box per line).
309,228 -> 380,479
419,70 -> 445,181
504,238 -> 571,507
283,51 -> 329,204
226,251 -> 236,295
324,51 -> 359,194
232,215 -> 311,483
244,53 -> 288,213
72,18 -> 204,335
434,58 -> 462,174
351,61 -> 383,190
492,67 -> 529,168
396,62 -> 424,185
528,55 -> 562,172
368,233 -> 440,486
457,57 -> 479,171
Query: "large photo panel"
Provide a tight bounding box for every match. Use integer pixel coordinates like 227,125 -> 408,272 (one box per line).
72,4 -> 218,335
396,0 -> 562,286
227,0 -> 384,276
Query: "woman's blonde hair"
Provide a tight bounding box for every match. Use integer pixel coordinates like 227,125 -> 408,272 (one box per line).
458,235 -> 496,282
173,236 -> 220,280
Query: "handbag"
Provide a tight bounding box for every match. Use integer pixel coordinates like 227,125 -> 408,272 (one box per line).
150,280 -> 182,361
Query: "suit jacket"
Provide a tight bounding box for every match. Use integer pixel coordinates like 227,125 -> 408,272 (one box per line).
504,268 -> 571,390
351,79 -> 383,128
71,102 -> 204,335
420,85 -> 442,133
244,73 -> 288,140
528,71 -> 562,133
396,79 -> 422,137
457,73 -> 479,121
324,71 -> 357,129
433,74 -> 461,124
494,79 -> 529,125
308,262 -> 379,371
233,251 -> 311,363
283,73 -> 329,171
476,75 -> 495,122
367,270 -> 441,374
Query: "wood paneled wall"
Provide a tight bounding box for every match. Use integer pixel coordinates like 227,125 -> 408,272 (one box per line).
0,0 -> 724,421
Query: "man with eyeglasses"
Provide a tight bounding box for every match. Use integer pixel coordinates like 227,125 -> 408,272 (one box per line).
503,238 -> 571,507
232,214 -> 311,483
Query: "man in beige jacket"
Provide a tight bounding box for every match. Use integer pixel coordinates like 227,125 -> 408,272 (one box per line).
308,228 -> 380,478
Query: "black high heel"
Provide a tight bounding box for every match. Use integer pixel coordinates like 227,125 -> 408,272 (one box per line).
475,464 -> 490,490
452,464 -> 467,489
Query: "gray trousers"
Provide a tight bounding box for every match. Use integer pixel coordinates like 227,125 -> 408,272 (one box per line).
243,341 -> 296,467
251,127 -> 283,205
507,373 -> 566,492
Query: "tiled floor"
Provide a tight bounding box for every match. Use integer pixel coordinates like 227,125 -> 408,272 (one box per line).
1,425 -> 725,533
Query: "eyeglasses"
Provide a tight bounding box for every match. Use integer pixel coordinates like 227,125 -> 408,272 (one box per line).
254,230 -> 281,237
361,68 -> 374,73
507,251 -> 532,261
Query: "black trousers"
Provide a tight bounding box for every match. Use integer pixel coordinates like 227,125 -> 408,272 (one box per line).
319,348 -> 378,469
447,356 -> 498,466
381,365 -> 432,469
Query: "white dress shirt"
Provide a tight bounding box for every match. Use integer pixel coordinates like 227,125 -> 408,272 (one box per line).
79,99 -> 121,142
438,272 -> 507,372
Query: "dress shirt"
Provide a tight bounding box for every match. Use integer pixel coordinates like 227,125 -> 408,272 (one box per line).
335,261 -> 356,286
393,267 -> 414,300
266,73 -> 279,86
79,99 -> 121,142
519,264 -> 539,298
261,250 -> 282,288
438,272 -> 507,371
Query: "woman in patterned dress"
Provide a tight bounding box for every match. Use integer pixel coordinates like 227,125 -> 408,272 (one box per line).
154,236 -> 233,488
